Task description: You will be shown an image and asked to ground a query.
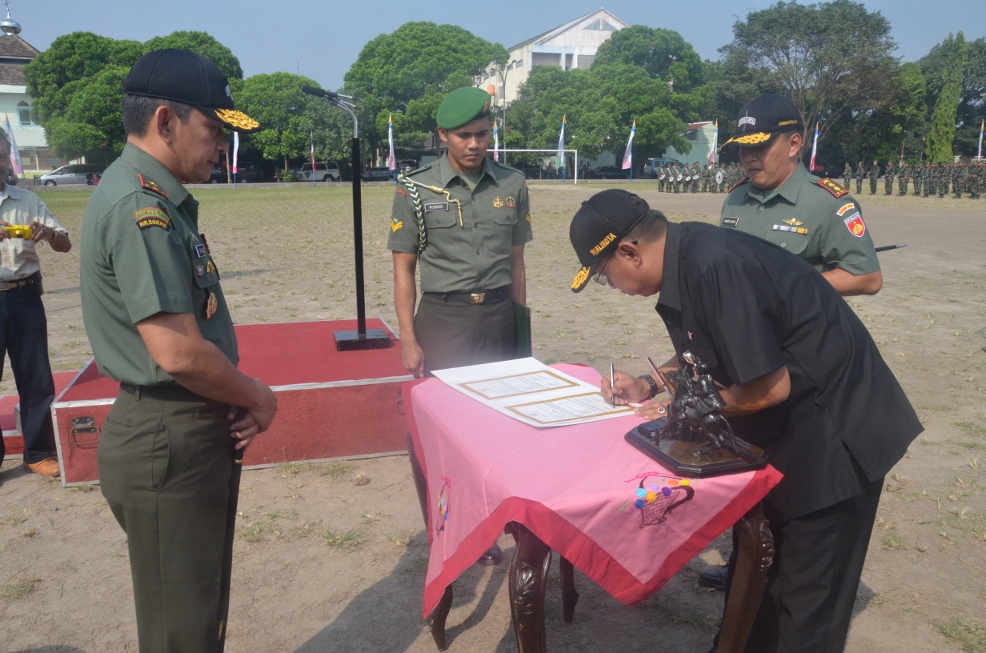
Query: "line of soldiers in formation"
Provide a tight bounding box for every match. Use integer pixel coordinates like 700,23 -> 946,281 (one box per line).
843,160 -> 985,199
651,162 -> 748,193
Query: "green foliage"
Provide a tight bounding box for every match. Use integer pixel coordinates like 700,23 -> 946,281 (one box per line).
344,22 -> 507,148
717,0 -> 897,144
923,35 -> 985,158
925,33 -> 967,162
235,72 -> 352,167
143,31 -> 244,80
43,65 -> 129,160
593,25 -> 706,92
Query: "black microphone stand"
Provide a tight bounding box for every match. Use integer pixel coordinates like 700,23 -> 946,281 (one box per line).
303,86 -> 390,350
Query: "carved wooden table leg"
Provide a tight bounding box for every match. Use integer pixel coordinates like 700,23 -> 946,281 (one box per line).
559,557 -> 579,623
506,522 -> 552,653
716,502 -> 774,653
427,585 -> 455,651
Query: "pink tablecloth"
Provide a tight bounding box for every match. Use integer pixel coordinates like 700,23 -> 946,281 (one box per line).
405,364 -> 782,619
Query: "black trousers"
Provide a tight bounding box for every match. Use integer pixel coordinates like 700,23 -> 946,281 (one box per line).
414,294 -> 517,374
0,283 -> 56,463
720,474 -> 884,653
99,388 -> 234,653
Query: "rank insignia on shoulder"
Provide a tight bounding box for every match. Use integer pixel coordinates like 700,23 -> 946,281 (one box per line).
493,196 -> 504,209
505,195 -> 516,209
134,207 -> 170,230
138,173 -> 168,199
395,187 -> 407,197
782,218 -> 803,226
722,217 -> 739,227
817,177 -> 849,198
204,289 -> 218,320
773,224 -> 808,235
391,216 -> 403,233
836,202 -> 855,216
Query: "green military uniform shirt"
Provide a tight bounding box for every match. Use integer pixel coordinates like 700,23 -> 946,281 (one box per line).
720,164 -> 880,275
80,144 -> 238,386
387,153 -> 532,293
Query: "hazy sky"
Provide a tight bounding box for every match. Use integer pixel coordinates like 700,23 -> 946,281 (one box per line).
10,0 -> 983,90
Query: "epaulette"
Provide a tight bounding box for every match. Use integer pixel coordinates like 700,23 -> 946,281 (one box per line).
138,173 -> 168,199
727,176 -> 750,193
814,177 -> 849,198
490,158 -> 523,176
404,161 -> 435,177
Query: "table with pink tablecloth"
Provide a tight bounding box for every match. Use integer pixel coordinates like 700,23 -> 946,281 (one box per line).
405,364 -> 782,649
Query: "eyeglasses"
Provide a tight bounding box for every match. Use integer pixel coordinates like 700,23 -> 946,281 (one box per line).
592,241 -> 636,286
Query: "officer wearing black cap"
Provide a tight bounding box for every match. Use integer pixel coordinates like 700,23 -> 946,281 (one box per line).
570,189 -> 922,653
720,94 -> 882,296
80,49 -> 278,651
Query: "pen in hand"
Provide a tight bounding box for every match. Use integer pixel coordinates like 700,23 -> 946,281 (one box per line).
610,362 -> 616,406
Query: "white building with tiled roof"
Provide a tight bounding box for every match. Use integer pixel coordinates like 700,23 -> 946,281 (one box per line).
478,8 -> 627,106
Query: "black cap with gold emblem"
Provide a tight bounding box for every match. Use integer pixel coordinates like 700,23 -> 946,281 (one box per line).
124,49 -> 260,133
569,189 -> 650,293
722,94 -> 803,147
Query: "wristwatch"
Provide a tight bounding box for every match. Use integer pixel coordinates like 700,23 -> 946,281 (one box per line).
637,374 -> 660,399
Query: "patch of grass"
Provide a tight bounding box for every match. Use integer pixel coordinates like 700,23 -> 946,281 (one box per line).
318,461 -> 357,480
0,579 -> 38,599
936,619 -> 986,653
69,483 -> 95,493
361,509 -> 389,523
956,421 -> 986,438
277,461 -> 315,476
396,555 -> 429,576
0,515 -> 27,527
387,531 -> 414,548
321,528 -> 362,548
882,534 -> 906,550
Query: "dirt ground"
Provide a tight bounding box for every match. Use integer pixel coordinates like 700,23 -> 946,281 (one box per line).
1,181 -> 984,653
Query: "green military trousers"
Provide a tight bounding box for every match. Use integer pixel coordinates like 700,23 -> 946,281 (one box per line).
99,386 -> 234,653
414,293 -> 517,375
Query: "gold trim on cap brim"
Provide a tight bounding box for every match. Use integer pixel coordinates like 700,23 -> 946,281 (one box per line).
214,108 -> 260,133
571,266 -> 591,293
722,131 -> 774,146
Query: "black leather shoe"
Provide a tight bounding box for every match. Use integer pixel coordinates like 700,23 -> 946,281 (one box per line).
699,567 -> 728,590
478,543 -> 503,566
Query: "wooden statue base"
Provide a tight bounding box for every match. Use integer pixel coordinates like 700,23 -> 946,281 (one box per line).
625,419 -> 768,478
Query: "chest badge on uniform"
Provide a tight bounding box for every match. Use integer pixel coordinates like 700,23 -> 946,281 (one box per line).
773,224 -> 808,235
206,261 -> 217,274
782,218 -> 803,226
493,196 -> 504,209
843,213 -> 866,237
505,195 -> 516,209
204,289 -> 218,320
195,264 -> 205,277
137,173 -> 168,199
194,243 -> 207,258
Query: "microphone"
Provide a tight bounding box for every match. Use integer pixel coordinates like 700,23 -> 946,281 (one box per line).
302,85 -> 338,101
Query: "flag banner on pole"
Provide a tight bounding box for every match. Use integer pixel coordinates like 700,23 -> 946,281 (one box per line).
972,120 -> 986,159
310,133 -> 316,168
492,121 -> 499,161
388,114 -> 396,171
557,115 -> 566,169
232,131 -> 239,175
621,120 -> 635,170
809,123 -> 819,172
708,120 -> 718,165
4,114 -> 23,175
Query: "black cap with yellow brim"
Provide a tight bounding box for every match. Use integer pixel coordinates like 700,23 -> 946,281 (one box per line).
569,190 -> 650,293
123,49 -> 261,134
722,94 -> 803,148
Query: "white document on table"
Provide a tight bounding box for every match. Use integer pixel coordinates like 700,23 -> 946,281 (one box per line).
431,358 -> 635,428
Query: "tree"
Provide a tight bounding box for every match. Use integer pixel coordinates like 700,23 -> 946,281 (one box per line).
922,34 -> 984,159
44,65 -> 129,160
235,72 -> 351,170
924,33 -> 967,162
593,25 -> 706,92
717,1 -> 898,143
143,31 -> 243,81
344,22 -> 507,149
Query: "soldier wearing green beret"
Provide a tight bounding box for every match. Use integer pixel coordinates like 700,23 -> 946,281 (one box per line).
80,50 -> 278,651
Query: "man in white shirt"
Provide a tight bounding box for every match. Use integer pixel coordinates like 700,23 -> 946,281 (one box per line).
0,130 -> 71,477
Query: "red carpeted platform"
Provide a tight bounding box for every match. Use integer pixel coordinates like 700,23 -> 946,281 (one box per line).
1,371 -> 78,460
50,319 -> 412,486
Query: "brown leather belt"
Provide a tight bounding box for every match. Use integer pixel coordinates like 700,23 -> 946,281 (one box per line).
0,273 -> 38,292
423,286 -> 511,305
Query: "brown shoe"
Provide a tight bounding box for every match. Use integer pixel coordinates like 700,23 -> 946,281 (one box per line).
23,457 -> 60,477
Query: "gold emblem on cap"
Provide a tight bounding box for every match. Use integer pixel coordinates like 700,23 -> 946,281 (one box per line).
493,196 -> 504,209
571,266 -> 590,289
214,108 -> 260,131
725,132 -> 772,146
782,218 -> 804,226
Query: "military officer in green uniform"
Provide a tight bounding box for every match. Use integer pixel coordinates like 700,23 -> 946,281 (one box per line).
855,161 -> 865,194
842,162 -> 852,189
898,161 -> 910,195
80,50 -> 278,652
938,163 -> 949,197
868,160 -> 880,194
884,161 -> 895,195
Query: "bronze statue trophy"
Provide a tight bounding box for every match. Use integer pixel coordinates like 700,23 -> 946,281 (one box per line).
625,351 -> 768,477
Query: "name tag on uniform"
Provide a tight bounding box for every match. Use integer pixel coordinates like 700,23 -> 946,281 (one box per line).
772,224 -> 808,235
723,217 -> 739,227
424,202 -> 449,212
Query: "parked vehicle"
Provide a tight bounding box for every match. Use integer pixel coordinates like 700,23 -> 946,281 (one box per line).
299,161 -> 341,182
362,166 -> 394,182
642,158 -> 684,178
591,165 -> 629,180
210,162 -> 263,183
39,163 -> 104,186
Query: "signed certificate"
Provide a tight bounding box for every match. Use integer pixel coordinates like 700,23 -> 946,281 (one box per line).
432,358 -> 638,428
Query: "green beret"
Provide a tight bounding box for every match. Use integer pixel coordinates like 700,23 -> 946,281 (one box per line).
436,87 -> 492,129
